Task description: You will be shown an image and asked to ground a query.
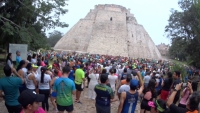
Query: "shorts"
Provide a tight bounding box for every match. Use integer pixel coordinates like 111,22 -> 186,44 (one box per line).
160,90 -> 169,101
51,92 -> 57,97
95,103 -> 110,113
5,103 -> 22,113
141,99 -> 151,111
75,83 -> 83,91
57,104 -> 73,112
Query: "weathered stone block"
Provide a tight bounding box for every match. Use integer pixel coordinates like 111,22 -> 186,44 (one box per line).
54,4 -> 162,59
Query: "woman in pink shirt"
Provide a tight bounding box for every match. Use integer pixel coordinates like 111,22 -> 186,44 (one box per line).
41,57 -> 46,67
178,82 -> 193,108
18,90 -> 46,113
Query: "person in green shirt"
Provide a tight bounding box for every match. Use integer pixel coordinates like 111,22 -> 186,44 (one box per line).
74,64 -> 85,103
54,66 -> 76,113
0,65 -> 24,113
94,74 -> 114,113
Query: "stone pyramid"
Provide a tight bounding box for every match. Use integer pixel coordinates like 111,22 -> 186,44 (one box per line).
54,4 -> 162,59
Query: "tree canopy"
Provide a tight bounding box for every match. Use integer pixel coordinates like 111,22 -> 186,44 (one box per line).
165,0 -> 200,68
47,30 -> 63,47
0,0 -> 68,50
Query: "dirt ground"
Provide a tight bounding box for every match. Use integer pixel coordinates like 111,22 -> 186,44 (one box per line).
0,88 -> 121,113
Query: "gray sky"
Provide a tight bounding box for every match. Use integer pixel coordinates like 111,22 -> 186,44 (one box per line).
48,0 -> 180,45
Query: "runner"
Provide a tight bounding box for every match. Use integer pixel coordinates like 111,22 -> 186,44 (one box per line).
160,72 -> 173,101
50,69 -> 59,111
171,71 -> 181,104
53,66 -> 76,113
88,68 -> 99,100
94,74 -> 114,113
17,60 -> 28,93
26,63 -> 37,91
37,67 -> 51,112
75,64 -> 85,103
118,78 -> 143,113
0,65 -> 24,113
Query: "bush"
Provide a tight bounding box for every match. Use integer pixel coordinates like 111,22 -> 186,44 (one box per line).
170,63 -> 187,82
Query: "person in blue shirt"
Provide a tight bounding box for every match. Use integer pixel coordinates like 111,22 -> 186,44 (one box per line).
69,67 -> 75,81
118,72 -> 144,113
0,65 -> 24,113
16,50 -> 21,68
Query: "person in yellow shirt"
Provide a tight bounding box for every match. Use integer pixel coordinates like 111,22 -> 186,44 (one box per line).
75,64 -> 86,103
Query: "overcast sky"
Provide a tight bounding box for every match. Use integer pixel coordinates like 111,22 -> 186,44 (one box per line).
48,0 -> 180,45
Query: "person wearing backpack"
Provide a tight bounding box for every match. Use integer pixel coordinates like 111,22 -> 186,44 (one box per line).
141,79 -> 157,113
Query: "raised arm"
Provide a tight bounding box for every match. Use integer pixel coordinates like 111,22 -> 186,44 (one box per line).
118,92 -> 126,113
167,82 -> 182,107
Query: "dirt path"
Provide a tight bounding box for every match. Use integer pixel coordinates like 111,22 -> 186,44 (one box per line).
0,88 -> 120,113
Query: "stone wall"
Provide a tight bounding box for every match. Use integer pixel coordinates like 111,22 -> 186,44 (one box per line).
54,4 -> 162,59
87,10 -> 128,56
54,19 -> 94,52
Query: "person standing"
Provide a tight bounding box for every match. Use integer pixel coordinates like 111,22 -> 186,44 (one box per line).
16,50 -> 21,68
117,74 -> 132,99
171,71 -> 181,104
108,68 -> 118,93
160,72 -> 173,101
6,53 -> 13,68
143,72 -> 151,88
17,60 -> 28,93
0,65 -> 24,113
50,69 -> 59,111
37,67 -> 51,112
118,78 -> 144,113
88,68 -> 99,100
94,74 -> 114,113
54,66 -> 76,113
26,63 -> 37,91
75,64 -> 85,103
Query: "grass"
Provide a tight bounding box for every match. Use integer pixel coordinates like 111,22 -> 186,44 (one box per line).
0,65 -> 4,78
0,53 -> 5,78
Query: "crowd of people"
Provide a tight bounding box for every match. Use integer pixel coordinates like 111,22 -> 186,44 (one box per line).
0,50 -> 200,113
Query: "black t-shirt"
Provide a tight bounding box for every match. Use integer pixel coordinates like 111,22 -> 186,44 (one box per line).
162,78 -> 172,91
172,79 -> 181,102
169,104 -> 188,113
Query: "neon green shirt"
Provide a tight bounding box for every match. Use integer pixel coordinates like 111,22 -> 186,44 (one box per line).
75,69 -> 85,84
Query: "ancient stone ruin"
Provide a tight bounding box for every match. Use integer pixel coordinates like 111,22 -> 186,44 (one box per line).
54,4 -> 162,59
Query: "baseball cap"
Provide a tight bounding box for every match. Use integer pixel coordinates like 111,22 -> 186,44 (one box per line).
18,90 -> 44,107
130,79 -> 139,88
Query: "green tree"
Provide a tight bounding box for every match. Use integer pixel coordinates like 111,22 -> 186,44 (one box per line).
165,0 -> 200,68
47,30 -> 63,47
0,0 -> 68,50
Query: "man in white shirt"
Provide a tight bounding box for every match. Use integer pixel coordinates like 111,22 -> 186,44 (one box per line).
118,74 -> 132,99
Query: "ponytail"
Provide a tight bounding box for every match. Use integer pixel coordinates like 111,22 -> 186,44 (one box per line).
17,60 -> 25,71
40,67 -> 46,83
